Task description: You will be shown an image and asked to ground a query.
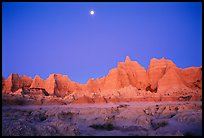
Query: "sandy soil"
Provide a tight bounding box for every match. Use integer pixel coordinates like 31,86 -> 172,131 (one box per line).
2,101 -> 202,136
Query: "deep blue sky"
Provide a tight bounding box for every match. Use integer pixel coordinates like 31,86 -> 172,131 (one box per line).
2,2 -> 202,84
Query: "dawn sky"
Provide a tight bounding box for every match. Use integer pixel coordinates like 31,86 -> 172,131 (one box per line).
2,2 -> 202,84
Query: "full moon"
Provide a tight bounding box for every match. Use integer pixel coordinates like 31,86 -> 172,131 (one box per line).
90,10 -> 95,15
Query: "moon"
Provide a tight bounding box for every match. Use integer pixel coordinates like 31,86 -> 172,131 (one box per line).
90,10 -> 95,15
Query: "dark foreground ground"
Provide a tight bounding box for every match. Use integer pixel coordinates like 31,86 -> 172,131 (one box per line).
2,101 -> 202,136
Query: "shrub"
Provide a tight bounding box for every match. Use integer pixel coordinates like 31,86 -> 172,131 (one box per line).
89,123 -> 114,131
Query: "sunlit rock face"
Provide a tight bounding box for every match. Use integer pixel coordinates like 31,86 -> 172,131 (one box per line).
147,57 -> 177,90
53,74 -> 72,97
2,56 -> 202,102
117,56 -> 149,90
30,74 -> 81,97
44,74 -> 56,95
20,75 -> 33,90
2,74 -> 33,93
2,57 -> 202,136
147,58 -> 202,100
157,65 -> 188,93
179,66 -> 202,89
88,56 -> 149,91
2,73 -> 21,92
44,74 -> 70,96
30,75 -> 45,89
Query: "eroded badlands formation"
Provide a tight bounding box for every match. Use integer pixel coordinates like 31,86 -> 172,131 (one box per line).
2,57 -> 202,105
2,57 -> 202,136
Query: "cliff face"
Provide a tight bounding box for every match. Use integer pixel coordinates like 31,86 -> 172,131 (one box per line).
101,56 -> 149,90
2,57 -> 202,102
3,74 -> 21,92
147,58 -> 188,93
147,58 -> 176,90
20,75 -> 33,90
84,56 -> 149,92
179,66 -> 202,89
44,74 -> 72,97
30,75 -> 45,89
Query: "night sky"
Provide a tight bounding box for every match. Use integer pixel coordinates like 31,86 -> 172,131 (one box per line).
2,2 -> 202,84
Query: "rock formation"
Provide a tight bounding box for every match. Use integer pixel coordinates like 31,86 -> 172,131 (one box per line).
44,74 -> 71,97
43,74 -> 56,95
2,56 -> 202,103
147,58 -> 176,90
87,56 -> 150,92
117,56 -> 149,90
86,78 -> 99,92
20,75 -> 33,90
179,66 -> 202,89
2,73 -> 21,92
101,56 -> 149,90
157,65 -> 188,93
30,75 -> 45,89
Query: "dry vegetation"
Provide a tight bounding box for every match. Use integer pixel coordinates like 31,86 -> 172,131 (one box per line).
2,101 -> 202,136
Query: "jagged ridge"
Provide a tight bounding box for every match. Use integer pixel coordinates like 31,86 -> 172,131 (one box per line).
2,57 -> 202,104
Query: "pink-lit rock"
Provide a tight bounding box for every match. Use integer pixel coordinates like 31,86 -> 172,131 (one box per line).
2,57 -> 202,103
3,73 -> 21,92
30,75 -> 45,89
